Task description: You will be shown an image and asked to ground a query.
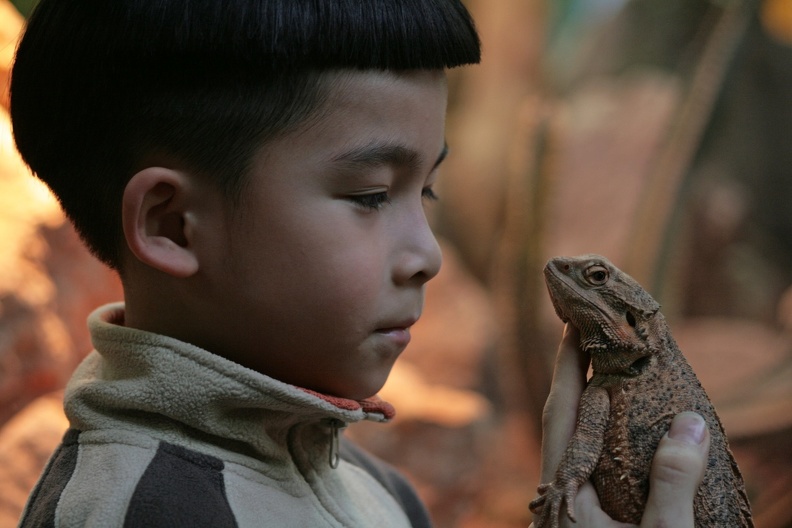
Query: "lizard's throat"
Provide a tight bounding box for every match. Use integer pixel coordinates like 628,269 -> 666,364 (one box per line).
591,349 -> 653,377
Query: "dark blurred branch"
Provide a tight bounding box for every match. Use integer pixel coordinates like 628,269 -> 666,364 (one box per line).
622,1 -> 754,290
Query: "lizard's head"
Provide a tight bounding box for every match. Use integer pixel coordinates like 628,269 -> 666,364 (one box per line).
544,254 -> 662,377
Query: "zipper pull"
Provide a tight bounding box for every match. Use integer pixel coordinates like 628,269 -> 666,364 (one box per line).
328,419 -> 347,469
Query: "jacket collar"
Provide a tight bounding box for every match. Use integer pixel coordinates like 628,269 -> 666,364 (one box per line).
65,303 -> 394,462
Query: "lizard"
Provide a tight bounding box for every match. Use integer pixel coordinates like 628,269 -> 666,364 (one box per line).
529,254 -> 752,527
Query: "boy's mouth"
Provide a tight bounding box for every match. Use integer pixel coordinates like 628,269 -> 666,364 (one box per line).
375,327 -> 412,348
374,316 -> 419,347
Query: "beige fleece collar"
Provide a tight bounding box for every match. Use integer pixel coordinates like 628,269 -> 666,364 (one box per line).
64,303 -> 394,463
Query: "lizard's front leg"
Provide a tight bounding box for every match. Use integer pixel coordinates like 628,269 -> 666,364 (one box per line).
530,384 -> 610,528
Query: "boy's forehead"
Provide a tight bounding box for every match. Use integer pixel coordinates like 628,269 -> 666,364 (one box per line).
320,69 -> 447,98
248,68 -> 448,169
299,68 -> 447,131
307,69 -> 448,127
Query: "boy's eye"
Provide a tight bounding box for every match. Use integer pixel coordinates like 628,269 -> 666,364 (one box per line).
349,192 -> 391,210
347,187 -> 438,211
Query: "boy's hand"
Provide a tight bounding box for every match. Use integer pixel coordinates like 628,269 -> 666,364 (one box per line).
531,326 -> 711,528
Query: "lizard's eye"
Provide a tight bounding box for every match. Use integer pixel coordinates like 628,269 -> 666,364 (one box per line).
584,265 -> 609,285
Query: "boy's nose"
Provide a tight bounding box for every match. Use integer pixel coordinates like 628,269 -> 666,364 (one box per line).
393,213 -> 442,286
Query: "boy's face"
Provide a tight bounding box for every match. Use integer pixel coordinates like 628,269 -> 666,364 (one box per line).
200,70 -> 447,400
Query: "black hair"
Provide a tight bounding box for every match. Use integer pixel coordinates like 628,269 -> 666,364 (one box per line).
10,0 -> 480,269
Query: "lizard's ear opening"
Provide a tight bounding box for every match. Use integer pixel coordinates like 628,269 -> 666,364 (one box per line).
630,355 -> 651,374
626,311 -> 637,328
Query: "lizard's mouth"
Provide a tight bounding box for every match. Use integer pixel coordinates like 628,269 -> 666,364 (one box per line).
545,277 -> 570,323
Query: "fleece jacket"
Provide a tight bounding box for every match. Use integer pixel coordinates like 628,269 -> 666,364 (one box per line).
18,303 -> 431,528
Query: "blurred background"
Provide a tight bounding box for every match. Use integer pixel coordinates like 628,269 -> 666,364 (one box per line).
1,0 -> 791,526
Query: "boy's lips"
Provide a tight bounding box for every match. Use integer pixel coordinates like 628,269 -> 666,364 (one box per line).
376,315 -> 419,331
374,316 -> 419,347
374,327 -> 412,347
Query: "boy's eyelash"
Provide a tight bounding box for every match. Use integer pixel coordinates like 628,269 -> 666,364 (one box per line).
349,187 -> 439,211
422,187 -> 439,202
350,192 -> 391,210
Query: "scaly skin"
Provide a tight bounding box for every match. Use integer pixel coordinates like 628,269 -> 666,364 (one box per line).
529,255 -> 752,527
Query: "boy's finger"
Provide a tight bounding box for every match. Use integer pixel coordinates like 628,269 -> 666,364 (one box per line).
640,412 -> 710,528
540,325 -> 589,482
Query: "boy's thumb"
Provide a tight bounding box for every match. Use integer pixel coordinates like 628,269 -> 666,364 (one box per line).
641,412 -> 710,527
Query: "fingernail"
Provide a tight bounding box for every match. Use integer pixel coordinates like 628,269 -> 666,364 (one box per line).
668,412 -> 706,445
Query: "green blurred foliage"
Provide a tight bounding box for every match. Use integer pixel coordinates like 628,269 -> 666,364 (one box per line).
10,0 -> 38,18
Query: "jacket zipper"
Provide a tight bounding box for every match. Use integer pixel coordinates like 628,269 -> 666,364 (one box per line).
328,419 -> 347,469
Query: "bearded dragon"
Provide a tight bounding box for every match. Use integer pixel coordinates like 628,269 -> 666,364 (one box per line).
529,255 -> 752,527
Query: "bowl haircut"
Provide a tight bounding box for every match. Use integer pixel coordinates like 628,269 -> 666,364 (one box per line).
10,0 -> 481,269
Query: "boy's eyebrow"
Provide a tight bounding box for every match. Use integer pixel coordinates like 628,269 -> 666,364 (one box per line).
331,141 -> 449,172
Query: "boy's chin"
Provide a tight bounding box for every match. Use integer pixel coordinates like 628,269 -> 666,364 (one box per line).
334,382 -> 386,402
320,373 -> 391,402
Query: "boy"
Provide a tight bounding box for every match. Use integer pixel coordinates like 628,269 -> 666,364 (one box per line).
10,0 -> 709,526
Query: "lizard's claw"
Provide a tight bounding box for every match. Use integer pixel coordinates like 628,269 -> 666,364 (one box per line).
529,481 -> 578,528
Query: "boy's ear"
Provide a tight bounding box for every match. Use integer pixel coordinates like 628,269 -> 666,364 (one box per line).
122,167 -> 200,278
